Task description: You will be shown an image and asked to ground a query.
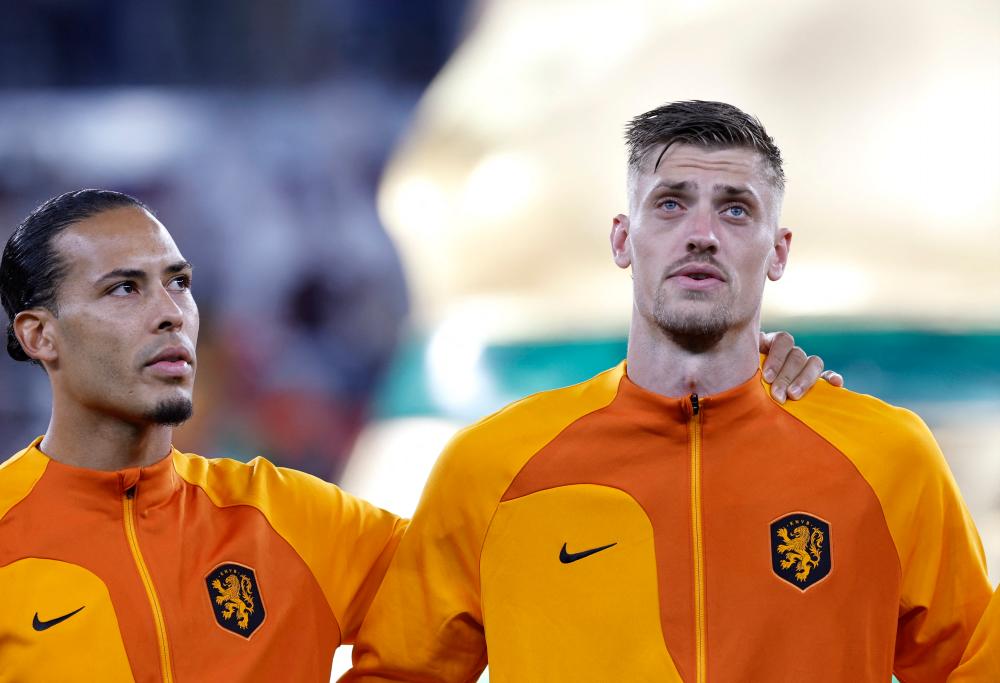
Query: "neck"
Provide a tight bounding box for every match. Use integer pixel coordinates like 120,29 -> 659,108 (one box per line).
40,394 -> 173,471
625,310 -> 761,398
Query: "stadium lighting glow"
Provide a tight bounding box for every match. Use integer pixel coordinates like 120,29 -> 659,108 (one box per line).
380,174 -> 451,238
461,151 -> 540,221
425,312 -> 496,415
340,417 -> 462,517
378,0 -> 1000,330
766,262 -> 873,317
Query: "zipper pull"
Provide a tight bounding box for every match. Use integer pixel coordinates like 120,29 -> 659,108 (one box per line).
125,485 -> 136,500
690,393 -> 700,415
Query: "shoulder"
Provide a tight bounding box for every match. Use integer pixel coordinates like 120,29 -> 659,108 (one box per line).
173,449 -> 323,495
173,451 -> 376,517
0,443 -> 48,522
173,448 -> 402,547
778,381 -> 947,476
441,363 -> 623,460
426,364 -> 625,492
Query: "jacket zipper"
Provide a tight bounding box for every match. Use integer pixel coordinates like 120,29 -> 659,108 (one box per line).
689,393 -> 706,683
123,486 -> 174,683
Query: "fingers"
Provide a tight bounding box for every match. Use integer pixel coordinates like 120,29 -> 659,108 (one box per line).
820,369 -> 844,388
785,354 -> 825,401
761,331 -> 795,384
761,330 -> 845,402
769,347 -> 813,403
759,330 -> 774,353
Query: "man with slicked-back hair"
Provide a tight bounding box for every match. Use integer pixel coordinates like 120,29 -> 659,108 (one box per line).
345,101 -> 993,683
0,190 -> 406,682
0,188 -> 829,681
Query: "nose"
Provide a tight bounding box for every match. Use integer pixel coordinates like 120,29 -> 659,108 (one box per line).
686,209 -> 720,254
153,285 -> 184,332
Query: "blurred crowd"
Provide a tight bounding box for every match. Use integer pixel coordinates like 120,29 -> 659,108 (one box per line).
0,0 -> 467,480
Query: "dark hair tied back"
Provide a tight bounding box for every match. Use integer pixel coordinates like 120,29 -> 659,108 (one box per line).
0,189 -> 149,364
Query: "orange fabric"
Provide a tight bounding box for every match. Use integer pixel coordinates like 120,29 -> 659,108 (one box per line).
778,381 -> 992,681
172,453 -> 405,643
0,439 -> 404,682
0,558 -> 134,680
949,586 -> 1000,682
483,485 -> 682,681
346,363 -> 991,683
346,366 -> 624,682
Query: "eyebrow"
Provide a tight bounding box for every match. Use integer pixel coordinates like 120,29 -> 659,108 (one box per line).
96,260 -> 193,283
166,260 -> 193,275
714,184 -> 757,198
646,181 -> 760,201
648,181 -> 696,195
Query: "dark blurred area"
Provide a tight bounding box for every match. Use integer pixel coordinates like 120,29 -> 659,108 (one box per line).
0,0 -> 468,87
0,0 -> 469,480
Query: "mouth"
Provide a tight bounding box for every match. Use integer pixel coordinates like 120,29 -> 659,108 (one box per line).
670,264 -> 727,282
144,346 -> 194,378
667,263 -> 727,291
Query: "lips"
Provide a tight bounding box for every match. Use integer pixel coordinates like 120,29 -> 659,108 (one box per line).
666,261 -> 728,292
144,346 -> 194,378
669,263 -> 727,282
145,347 -> 193,366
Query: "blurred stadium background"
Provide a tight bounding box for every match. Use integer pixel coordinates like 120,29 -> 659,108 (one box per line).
0,1 -> 996,680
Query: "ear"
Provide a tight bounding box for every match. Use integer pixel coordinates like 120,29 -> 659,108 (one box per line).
767,227 -> 792,281
14,309 -> 59,365
611,214 -> 632,269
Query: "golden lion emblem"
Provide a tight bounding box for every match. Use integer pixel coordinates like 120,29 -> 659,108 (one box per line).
212,574 -> 255,630
775,525 -> 825,582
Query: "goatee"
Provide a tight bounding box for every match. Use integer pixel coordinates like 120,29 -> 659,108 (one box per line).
653,291 -> 733,353
146,398 -> 193,426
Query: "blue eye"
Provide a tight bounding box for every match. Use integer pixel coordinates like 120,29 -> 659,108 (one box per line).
662,200 -> 679,211
726,206 -> 746,218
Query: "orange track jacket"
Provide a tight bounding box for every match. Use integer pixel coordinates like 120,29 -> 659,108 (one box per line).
949,586 -> 1000,682
0,438 -> 405,682
346,363 -> 992,683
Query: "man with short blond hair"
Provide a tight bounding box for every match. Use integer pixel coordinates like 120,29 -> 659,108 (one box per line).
346,101 -> 992,682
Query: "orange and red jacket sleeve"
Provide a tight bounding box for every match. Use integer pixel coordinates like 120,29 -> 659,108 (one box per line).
948,586 -> 1000,682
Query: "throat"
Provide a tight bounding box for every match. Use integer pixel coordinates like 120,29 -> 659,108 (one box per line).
625,316 -> 761,398
663,327 -> 726,354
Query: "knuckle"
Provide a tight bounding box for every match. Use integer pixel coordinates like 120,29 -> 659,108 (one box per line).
772,371 -> 792,386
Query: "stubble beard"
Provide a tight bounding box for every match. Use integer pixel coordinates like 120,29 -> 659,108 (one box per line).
652,288 -> 734,354
145,397 -> 194,426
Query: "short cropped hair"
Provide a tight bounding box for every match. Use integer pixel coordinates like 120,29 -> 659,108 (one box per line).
0,189 -> 149,363
625,100 -> 785,191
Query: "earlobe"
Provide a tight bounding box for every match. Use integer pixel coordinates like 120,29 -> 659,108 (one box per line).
767,228 -> 792,281
14,310 -> 58,364
611,214 -> 632,269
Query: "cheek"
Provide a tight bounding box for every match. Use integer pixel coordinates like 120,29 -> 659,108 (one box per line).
630,236 -> 667,281
733,251 -> 772,294
185,304 -> 200,345
60,316 -> 128,373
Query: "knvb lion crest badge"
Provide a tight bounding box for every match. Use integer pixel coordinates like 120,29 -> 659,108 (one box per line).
770,513 -> 832,591
206,563 -> 266,638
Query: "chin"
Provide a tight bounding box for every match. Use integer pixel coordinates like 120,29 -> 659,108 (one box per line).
144,396 -> 194,426
654,300 -> 733,337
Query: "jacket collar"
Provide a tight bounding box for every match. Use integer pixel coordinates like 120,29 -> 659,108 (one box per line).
24,436 -> 183,515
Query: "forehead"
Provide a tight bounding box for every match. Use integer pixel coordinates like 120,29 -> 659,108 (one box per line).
54,207 -> 184,278
638,143 -> 769,190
